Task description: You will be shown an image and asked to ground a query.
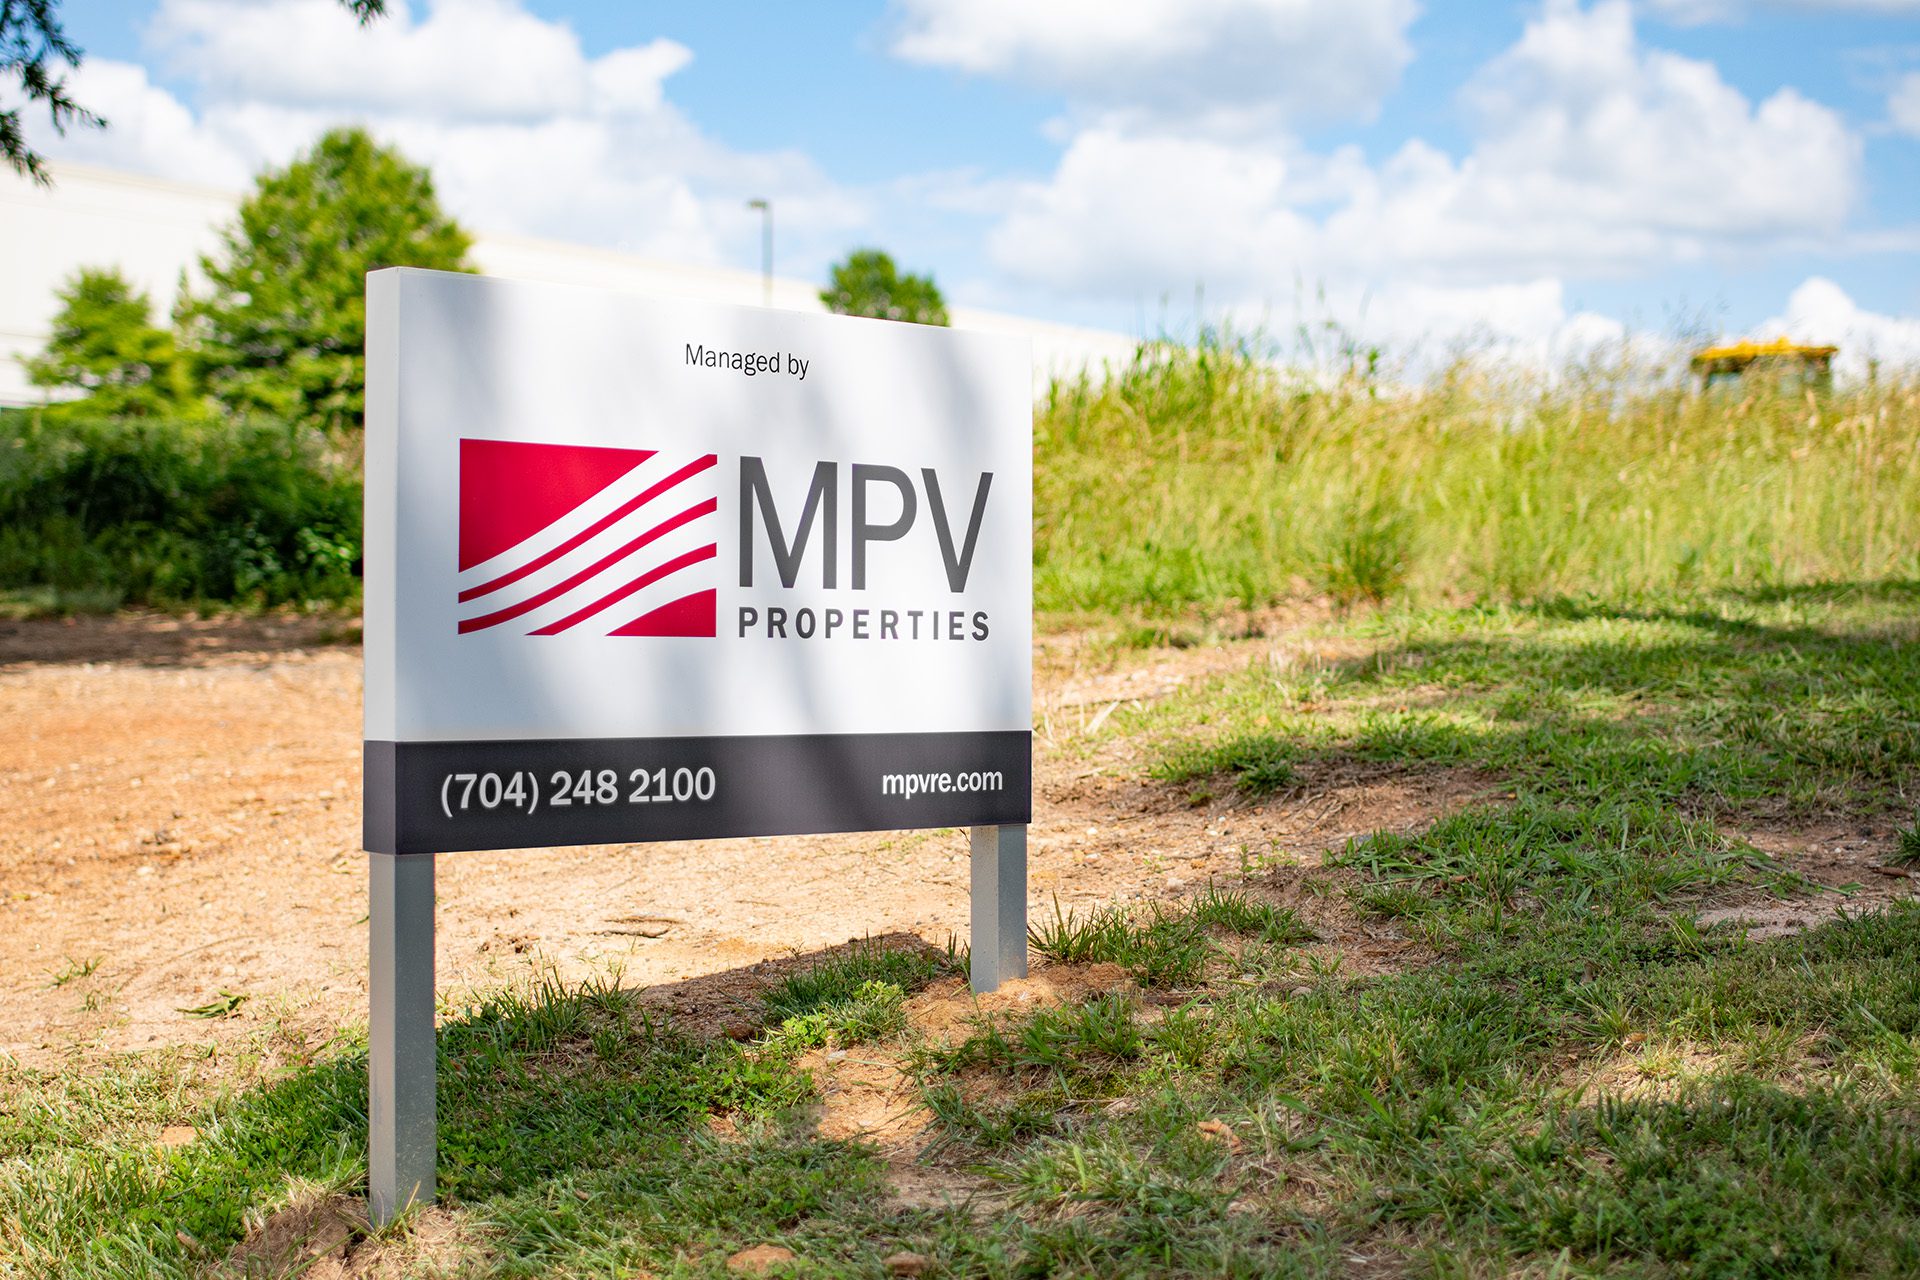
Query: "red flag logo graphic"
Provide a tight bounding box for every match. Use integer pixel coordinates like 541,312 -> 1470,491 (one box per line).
456,439 -> 719,637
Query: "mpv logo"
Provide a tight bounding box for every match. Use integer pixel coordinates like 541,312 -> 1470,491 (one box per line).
455,439 -> 719,637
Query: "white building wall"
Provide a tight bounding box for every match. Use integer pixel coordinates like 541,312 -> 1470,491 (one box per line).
0,162 -> 1138,406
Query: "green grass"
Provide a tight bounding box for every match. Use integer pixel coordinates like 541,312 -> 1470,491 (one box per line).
1027,900 -> 1208,989
9,585 -> 1916,1274
1026,887 -> 1315,991
5,354 -> 1918,1270
1151,586 -> 1920,820
1894,812 -> 1920,865
0,585 -> 125,619
894,580 -> 1919,1276
1037,341 -> 1920,619
1187,883 -> 1317,944
0,968 -> 906,1276
912,833 -> 1920,1277
760,936 -> 949,1028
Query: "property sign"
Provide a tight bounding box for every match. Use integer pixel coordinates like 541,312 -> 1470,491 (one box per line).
363,269 -> 1032,854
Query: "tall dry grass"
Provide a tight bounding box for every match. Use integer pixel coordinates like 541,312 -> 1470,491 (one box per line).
1034,339 -> 1920,617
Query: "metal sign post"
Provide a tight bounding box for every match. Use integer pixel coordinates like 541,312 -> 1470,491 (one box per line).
362,268 -> 1033,1225
969,825 -> 1028,992
368,851 -> 435,1222
367,826 -> 1026,1220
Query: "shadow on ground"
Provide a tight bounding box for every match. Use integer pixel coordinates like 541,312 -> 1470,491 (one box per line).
0,610 -> 360,670
11,933 -> 956,1278
1164,583 -> 1920,823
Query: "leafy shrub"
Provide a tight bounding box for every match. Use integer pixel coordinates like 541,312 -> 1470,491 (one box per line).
0,411 -> 361,608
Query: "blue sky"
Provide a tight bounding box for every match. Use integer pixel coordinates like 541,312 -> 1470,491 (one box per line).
36,0 -> 1920,367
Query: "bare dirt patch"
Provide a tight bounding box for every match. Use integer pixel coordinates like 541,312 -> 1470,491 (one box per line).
0,615 -> 1468,1069
1737,819 -> 1914,891
1689,819 -> 1918,937
921,962 -> 1132,1029
210,1192 -> 472,1280
787,960 -> 1152,1215
5,609 -> 1882,1071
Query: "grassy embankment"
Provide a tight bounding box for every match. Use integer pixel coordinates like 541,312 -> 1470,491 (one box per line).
3,339 -> 1917,617
1037,343 -> 1920,624
4,348 -> 1919,1275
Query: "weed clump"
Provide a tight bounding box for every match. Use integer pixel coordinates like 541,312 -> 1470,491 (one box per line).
766,980 -> 907,1050
1028,890 -> 1314,988
1893,813 -> 1920,866
1027,899 -> 1206,988
1158,735 -> 1300,797
1188,884 -> 1316,944
760,938 -> 946,1028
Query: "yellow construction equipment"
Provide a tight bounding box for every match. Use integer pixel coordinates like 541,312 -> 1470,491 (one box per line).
1690,337 -> 1836,390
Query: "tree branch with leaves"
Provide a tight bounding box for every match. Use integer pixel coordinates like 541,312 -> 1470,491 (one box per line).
0,0 -> 99,185
1,0 -> 388,185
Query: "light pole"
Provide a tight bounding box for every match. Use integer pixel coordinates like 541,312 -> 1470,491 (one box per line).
747,198 -> 772,306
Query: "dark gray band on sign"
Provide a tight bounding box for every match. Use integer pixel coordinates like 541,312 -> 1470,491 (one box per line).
363,731 -> 1032,853
363,739 -> 399,855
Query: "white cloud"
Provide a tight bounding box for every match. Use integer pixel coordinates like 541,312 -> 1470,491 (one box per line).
887,0 -> 1419,131
1640,0 -> 1920,25
29,0 -> 865,271
34,59 -> 254,187
24,0 -> 1916,366
1375,279 -> 1625,357
986,153 -> 1635,367
989,129 -> 1308,293
1309,280 -> 1642,376
150,0 -> 691,123
987,1 -> 1862,310
1890,71 -> 1920,136
1759,276 -> 1920,375
1442,0 -> 1855,243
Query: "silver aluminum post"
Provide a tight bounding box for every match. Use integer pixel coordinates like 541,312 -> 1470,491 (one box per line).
369,851 -> 436,1224
969,824 -> 1028,993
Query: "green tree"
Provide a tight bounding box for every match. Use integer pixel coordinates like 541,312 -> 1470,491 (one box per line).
1,0 -> 383,184
183,126 -> 472,434
820,249 -> 949,326
0,0 -> 100,184
22,267 -> 203,418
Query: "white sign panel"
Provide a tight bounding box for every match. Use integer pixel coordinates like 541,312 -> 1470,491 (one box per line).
363,269 -> 1031,852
